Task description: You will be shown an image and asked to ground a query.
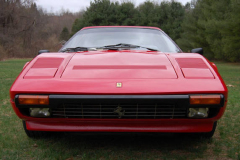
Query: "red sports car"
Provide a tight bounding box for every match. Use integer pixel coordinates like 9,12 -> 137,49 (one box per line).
10,26 -> 228,138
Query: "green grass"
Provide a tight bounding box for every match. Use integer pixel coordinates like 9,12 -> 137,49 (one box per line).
0,59 -> 240,160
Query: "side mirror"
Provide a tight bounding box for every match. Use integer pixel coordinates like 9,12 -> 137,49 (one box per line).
191,48 -> 203,55
38,50 -> 50,55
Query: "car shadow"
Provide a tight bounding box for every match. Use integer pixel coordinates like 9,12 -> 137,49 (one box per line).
44,132 -> 211,154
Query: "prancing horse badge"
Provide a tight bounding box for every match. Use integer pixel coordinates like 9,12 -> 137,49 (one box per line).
116,82 -> 122,88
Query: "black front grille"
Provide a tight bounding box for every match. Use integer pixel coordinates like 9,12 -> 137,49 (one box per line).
51,103 -> 187,119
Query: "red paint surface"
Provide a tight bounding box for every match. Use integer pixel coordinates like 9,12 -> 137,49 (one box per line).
9,26 -> 228,133
24,68 -> 58,79
31,58 -> 64,68
81,26 -> 162,31
73,65 -> 167,70
181,68 -> 214,79
26,120 -> 214,132
176,58 -> 208,68
10,52 -> 227,98
62,52 -> 176,79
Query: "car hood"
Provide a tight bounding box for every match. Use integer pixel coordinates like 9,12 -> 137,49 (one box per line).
10,50 -> 227,99
61,51 -> 177,79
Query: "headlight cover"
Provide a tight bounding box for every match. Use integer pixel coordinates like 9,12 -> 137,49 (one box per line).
30,108 -> 50,117
188,108 -> 209,118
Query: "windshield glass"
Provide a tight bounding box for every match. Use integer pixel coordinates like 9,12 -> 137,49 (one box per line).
61,27 -> 181,53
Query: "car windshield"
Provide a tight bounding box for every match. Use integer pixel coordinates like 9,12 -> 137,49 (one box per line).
60,27 -> 181,53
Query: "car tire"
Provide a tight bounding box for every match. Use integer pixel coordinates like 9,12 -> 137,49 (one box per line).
22,121 -> 49,138
201,121 -> 217,138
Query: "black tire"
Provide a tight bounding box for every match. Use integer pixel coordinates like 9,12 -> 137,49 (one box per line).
22,121 -> 49,138
201,121 -> 217,138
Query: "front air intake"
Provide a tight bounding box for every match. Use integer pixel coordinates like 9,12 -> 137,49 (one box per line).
24,58 -> 64,79
51,103 -> 187,119
32,58 -> 63,68
175,58 -> 214,79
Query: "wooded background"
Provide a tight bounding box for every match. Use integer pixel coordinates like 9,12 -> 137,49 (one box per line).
0,0 -> 239,61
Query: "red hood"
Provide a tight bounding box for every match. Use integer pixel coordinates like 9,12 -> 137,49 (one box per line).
10,50 -> 228,100
61,51 -> 177,79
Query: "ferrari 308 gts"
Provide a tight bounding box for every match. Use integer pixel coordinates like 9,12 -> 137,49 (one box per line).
10,26 -> 228,138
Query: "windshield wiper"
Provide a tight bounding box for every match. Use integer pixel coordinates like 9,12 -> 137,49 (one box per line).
98,43 -> 159,51
60,47 -> 89,52
60,43 -> 159,52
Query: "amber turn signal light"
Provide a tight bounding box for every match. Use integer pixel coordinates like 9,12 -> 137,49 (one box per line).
190,95 -> 221,105
18,95 -> 49,105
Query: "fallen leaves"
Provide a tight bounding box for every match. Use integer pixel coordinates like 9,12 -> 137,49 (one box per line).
227,84 -> 235,87
33,144 -> 38,147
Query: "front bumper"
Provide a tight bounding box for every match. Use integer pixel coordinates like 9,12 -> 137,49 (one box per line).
25,119 -> 215,132
11,94 -> 227,133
